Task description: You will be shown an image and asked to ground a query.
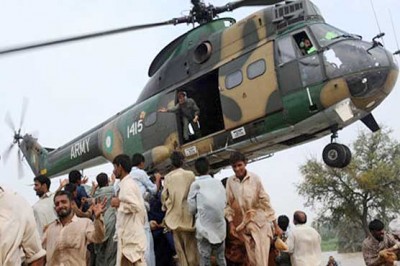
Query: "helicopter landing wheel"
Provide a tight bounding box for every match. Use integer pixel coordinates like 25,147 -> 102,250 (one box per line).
322,143 -> 351,168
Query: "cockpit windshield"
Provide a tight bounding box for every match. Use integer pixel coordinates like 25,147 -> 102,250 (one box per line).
309,24 -> 353,48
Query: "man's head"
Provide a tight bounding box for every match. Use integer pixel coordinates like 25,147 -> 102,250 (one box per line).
369,219 -> 385,241
195,157 -> 209,176
112,154 -> 132,179
278,215 -> 290,231
33,175 -> 51,197
64,183 -> 78,199
54,190 -> 73,219
68,170 -> 82,185
96,172 -> 109,188
293,210 -> 307,225
170,151 -> 185,168
304,38 -> 312,49
132,153 -> 145,169
229,151 -> 247,179
177,91 -> 187,104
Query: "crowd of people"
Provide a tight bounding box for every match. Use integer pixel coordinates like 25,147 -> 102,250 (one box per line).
2,150 -> 400,265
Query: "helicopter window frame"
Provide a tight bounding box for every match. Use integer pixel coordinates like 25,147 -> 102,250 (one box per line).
225,70 -> 243,90
276,36 -> 298,65
247,59 -> 266,80
143,112 -> 157,127
309,23 -> 348,48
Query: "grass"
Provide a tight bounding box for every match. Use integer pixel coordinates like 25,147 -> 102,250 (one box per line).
321,238 -> 338,252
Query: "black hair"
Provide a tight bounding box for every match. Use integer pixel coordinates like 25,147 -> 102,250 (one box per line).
195,157 -> 209,175
170,151 -> 185,168
278,215 -> 290,231
177,91 -> 187,97
33,175 -> 51,190
132,153 -> 145,167
369,219 -> 384,232
64,183 -> 77,194
68,170 -> 82,184
96,172 -> 109,188
54,190 -> 73,203
113,154 -> 132,173
229,151 -> 247,165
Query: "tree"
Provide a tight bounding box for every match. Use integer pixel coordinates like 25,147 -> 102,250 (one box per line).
297,128 -> 400,251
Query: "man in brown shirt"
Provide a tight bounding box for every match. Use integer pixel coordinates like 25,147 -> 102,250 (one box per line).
162,151 -> 199,266
225,151 -> 281,266
42,190 -> 106,266
362,219 -> 400,266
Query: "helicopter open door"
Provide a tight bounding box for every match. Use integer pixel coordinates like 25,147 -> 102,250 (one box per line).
175,70 -> 225,144
218,42 -> 283,130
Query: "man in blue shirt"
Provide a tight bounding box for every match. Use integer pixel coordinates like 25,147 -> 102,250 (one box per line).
68,170 -> 90,212
188,157 -> 227,266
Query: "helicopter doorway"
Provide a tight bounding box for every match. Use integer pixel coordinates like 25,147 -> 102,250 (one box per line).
177,70 -> 224,144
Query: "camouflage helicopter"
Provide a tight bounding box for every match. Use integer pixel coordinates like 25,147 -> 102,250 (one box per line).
2,0 -> 398,178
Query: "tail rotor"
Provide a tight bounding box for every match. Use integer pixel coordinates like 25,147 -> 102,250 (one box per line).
2,97 -> 29,179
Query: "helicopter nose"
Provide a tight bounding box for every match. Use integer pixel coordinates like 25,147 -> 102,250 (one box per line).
345,68 -> 391,98
324,40 -> 398,105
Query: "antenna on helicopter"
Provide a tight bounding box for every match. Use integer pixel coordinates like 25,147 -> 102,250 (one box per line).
369,0 -> 385,46
2,97 -> 29,179
0,0 -> 283,56
389,10 -> 400,56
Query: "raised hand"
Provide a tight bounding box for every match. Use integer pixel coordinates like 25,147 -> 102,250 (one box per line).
92,197 -> 107,218
81,176 -> 89,184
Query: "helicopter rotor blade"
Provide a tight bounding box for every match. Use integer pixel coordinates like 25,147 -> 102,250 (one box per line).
5,112 -> 16,132
20,97 -> 29,129
0,21 -> 176,56
227,0 -> 283,10
2,143 -> 15,164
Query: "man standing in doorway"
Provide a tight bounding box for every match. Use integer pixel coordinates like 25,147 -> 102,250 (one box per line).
33,175 -> 57,237
158,91 -> 201,142
225,151 -> 281,266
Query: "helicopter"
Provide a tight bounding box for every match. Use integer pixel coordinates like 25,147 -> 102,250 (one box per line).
1,0 -> 399,178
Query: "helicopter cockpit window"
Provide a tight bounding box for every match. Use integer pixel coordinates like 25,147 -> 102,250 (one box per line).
294,32 -> 316,56
247,59 -> 266,80
225,70 -> 243,89
276,36 -> 297,64
309,24 -> 347,48
144,112 -> 157,127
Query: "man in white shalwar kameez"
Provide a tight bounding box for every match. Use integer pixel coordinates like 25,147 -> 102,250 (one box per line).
111,154 -> 148,266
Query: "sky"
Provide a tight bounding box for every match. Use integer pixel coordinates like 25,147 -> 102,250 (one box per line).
1,0 -> 400,223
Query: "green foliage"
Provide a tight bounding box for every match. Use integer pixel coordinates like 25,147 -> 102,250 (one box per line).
321,238 -> 338,252
297,128 -> 400,251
